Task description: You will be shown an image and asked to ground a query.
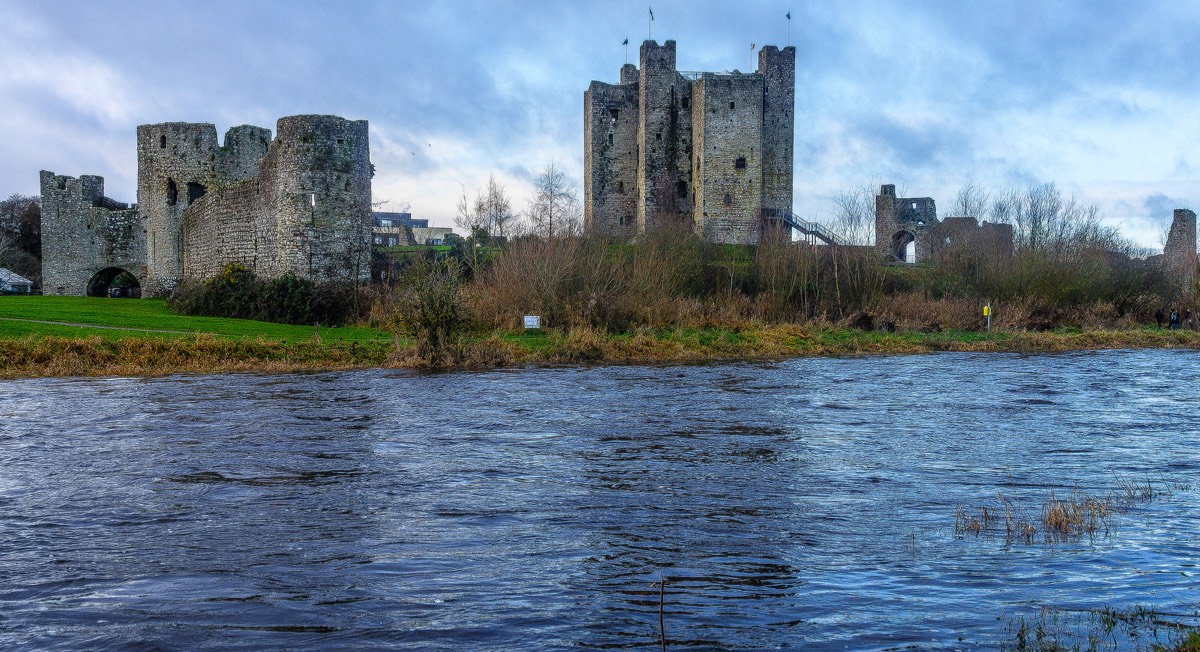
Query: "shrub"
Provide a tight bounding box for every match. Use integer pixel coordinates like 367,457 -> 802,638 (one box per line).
168,264 -> 365,325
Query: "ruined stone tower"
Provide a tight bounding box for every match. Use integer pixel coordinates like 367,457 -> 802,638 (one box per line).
41,114 -> 372,297
584,40 -> 795,244
1163,208 -> 1198,288
875,184 -> 1013,264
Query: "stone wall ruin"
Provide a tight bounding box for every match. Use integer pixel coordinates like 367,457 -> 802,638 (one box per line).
41,114 -> 372,297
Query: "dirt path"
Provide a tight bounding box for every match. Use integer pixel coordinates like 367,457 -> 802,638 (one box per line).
0,317 -> 202,335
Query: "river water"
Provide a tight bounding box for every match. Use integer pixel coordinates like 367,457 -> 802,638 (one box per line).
2,350 -> 1199,650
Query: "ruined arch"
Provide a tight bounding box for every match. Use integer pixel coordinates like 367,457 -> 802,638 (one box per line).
891,230 -> 916,263
87,267 -> 142,298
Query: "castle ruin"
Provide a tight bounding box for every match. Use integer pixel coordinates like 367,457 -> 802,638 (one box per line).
41,114 -> 372,297
1163,208 -> 1198,289
875,184 -> 1013,264
584,40 -> 795,244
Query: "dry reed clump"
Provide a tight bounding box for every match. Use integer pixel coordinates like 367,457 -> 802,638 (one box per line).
953,478 -> 1166,546
1041,491 -> 1112,543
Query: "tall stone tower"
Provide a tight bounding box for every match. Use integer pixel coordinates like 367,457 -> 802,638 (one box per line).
1163,208 -> 1198,289
584,39 -> 796,244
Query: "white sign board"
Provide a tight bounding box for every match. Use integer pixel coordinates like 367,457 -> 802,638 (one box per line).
523,315 -> 541,330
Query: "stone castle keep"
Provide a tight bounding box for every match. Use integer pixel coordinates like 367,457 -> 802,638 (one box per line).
41,114 -> 372,297
584,40 -> 795,244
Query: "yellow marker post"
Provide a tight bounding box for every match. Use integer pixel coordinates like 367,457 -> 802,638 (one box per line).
983,303 -> 991,333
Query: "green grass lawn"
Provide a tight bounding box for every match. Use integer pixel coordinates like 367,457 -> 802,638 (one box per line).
0,296 -> 390,342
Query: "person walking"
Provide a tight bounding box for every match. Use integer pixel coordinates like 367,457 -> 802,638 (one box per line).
1155,308 -> 1165,328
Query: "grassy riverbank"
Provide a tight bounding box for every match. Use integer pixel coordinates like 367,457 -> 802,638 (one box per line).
2,296 -> 1198,378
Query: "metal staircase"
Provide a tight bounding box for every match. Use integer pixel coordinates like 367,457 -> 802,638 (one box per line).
762,209 -> 844,246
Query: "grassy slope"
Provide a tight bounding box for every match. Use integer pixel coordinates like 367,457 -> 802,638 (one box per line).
0,296 -> 389,342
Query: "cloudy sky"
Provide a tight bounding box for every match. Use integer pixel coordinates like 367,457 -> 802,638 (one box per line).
1,0 -> 1196,248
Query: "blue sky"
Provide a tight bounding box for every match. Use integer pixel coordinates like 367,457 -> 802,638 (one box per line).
1,0 -> 1197,248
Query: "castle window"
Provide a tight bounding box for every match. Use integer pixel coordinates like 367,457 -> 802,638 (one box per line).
609,108 -> 619,121
159,135 -> 166,149
735,157 -> 747,169
608,133 -> 614,145
676,181 -> 687,198
337,139 -> 344,144
730,101 -> 735,110
618,181 -> 624,193
187,182 -> 207,205
656,133 -> 662,141
681,97 -> 690,109
723,193 -> 732,206
912,202 -> 918,210
166,178 -> 178,206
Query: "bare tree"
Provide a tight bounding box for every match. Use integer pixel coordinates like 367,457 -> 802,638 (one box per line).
956,182 -> 1125,255
829,182 -> 879,246
527,161 -> 582,239
947,181 -> 991,220
480,175 -> 516,240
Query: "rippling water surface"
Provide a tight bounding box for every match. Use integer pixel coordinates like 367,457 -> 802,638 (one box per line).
2,350 -> 1199,650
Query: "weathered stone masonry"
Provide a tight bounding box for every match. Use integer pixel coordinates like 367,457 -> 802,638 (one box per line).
585,40 -> 795,244
875,184 -> 1013,264
42,114 -> 372,297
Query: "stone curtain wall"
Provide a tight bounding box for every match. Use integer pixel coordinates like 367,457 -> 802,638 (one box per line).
583,40 -> 795,244
183,116 -> 372,284
39,172 -> 146,295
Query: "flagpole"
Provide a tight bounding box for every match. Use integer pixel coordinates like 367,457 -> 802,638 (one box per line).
787,10 -> 792,47
648,6 -> 653,41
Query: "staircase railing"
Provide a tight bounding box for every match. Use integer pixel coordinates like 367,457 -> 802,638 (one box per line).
762,208 -> 844,245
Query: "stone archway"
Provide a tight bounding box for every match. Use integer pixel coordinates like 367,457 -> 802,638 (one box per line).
86,267 -> 142,298
891,230 -> 916,263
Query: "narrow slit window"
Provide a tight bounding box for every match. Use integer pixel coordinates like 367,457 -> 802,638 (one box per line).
730,101 -> 735,110
723,193 -> 732,206
608,133 -> 614,145
166,178 -> 178,206
159,135 -> 166,149
681,97 -> 690,109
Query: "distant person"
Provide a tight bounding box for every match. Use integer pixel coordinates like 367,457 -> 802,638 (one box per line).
1155,308 -> 1165,328
1170,309 -> 1180,329
1185,309 -> 1193,330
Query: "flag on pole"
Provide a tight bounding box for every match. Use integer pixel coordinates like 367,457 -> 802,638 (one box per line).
751,43 -> 756,49
623,38 -> 629,45
649,6 -> 654,20
786,11 -> 791,20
